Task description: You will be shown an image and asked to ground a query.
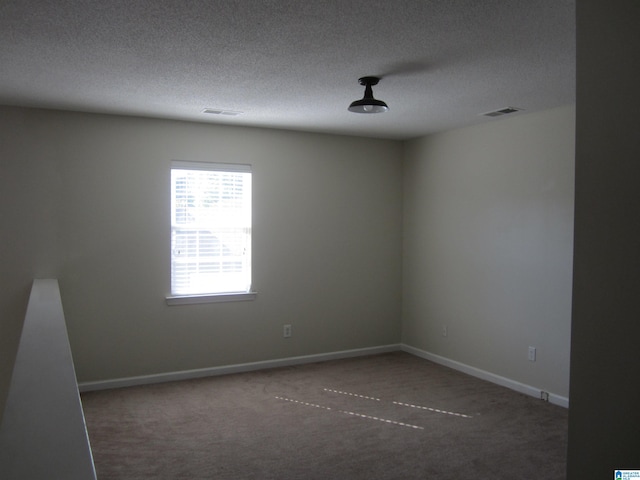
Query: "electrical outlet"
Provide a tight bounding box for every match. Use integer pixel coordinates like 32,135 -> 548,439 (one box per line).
540,391 -> 549,402
442,324 -> 448,337
283,324 -> 292,338
528,346 -> 536,362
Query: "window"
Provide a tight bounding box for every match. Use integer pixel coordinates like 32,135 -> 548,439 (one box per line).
168,161 -> 253,303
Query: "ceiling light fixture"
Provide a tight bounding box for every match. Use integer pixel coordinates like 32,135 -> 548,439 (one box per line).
348,76 -> 388,114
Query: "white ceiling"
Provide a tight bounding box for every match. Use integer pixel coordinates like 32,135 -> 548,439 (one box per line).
0,0 -> 575,140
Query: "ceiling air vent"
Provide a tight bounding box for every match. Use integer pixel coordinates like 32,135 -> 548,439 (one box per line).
202,108 -> 243,116
481,107 -> 523,117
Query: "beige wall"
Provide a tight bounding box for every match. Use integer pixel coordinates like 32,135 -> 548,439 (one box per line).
0,107 -> 403,415
568,0 -> 640,476
402,105 -> 575,398
1,102 -> 578,427
0,108 -> 66,423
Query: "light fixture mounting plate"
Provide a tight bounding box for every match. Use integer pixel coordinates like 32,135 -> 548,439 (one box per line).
358,76 -> 380,86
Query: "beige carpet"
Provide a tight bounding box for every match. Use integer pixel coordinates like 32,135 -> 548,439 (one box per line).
81,352 -> 568,479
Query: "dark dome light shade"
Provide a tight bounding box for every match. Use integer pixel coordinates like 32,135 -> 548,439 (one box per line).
348,76 -> 389,114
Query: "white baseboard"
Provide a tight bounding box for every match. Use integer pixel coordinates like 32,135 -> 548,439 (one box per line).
401,344 -> 569,408
79,343 -> 569,409
78,344 -> 402,392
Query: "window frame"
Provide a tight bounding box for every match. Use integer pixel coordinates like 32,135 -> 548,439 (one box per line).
166,160 -> 256,305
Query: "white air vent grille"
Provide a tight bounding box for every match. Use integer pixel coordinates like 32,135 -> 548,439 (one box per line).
202,108 -> 243,116
481,107 -> 523,117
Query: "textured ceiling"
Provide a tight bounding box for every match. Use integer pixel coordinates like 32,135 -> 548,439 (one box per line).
0,0 -> 575,140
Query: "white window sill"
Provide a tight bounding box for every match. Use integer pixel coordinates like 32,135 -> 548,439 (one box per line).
166,292 -> 257,306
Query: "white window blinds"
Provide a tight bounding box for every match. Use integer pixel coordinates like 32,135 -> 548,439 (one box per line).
170,161 -> 252,296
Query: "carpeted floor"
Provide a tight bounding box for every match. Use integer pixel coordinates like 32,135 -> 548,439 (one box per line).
81,352 -> 568,479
